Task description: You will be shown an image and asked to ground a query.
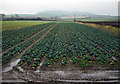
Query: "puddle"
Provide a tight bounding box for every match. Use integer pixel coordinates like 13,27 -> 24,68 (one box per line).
82,71 -> 107,77
105,70 -> 119,72
39,60 -> 44,67
112,57 -> 116,60
3,59 -> 21,72
35,70 -> 40,73
2,79 -> 25,82
108,76 -> 119,79
17,66 -> 24,72
55,71 -> 66,76
35,60 -> 44,73
57,79 -> 119,83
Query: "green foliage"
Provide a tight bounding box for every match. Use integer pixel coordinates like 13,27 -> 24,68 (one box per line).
3,22 -> 119,70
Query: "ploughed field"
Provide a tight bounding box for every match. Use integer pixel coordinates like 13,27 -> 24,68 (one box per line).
2,22 -> 119,71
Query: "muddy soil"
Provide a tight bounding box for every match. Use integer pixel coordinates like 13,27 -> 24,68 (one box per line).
2,66 -> 119,83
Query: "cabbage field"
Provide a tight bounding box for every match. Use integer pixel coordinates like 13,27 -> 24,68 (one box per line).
2,22 -> 119,70
2,21 -> 120,82
18,23 -> 119,70
2,23 -> 55,63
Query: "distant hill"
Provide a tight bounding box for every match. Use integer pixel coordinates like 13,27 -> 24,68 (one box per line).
8,10 -> 98,18
37,10 -> 98,18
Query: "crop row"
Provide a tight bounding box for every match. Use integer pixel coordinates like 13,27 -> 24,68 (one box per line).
72,23 -> 119,58
2,23 -> 54,51
18,24 -> 60,69
18,23 -> 119,70
2,23 -> 55,64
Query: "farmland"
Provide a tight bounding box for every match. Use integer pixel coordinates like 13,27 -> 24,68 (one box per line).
2,21 -> 119,82
2,21 -> 49,31
17,23 -> 119,70
78,17 -> 118,22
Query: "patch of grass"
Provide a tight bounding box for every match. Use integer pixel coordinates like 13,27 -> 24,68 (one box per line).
2,21 -> 50,31
76,22 -> 119,35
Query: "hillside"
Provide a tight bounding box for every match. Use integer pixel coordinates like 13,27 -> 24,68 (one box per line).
37,10 -> 97,18
8,11 -> 98,18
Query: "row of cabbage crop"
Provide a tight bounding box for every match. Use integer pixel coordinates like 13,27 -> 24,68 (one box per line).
72,23 -> 119,58
18,23 -> 119,70
18,24 -> 60,69
2,23 -> 54,64
2,23 -> 54,51
68,24 -> 118,66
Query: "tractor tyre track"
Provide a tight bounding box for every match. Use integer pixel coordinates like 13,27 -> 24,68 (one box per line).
3,24 -> 53,53
2,24 -> 57,71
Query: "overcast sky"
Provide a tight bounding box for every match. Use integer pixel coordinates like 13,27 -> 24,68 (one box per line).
0,0 -> 119,16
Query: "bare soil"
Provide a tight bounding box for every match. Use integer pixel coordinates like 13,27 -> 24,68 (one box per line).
2,66 -> 119,83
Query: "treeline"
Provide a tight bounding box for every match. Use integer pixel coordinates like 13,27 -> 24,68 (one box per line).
2,17 -> 43,21
0,13 -> 43,21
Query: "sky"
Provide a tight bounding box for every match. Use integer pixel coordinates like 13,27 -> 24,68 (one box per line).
0,0 -> 119,16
